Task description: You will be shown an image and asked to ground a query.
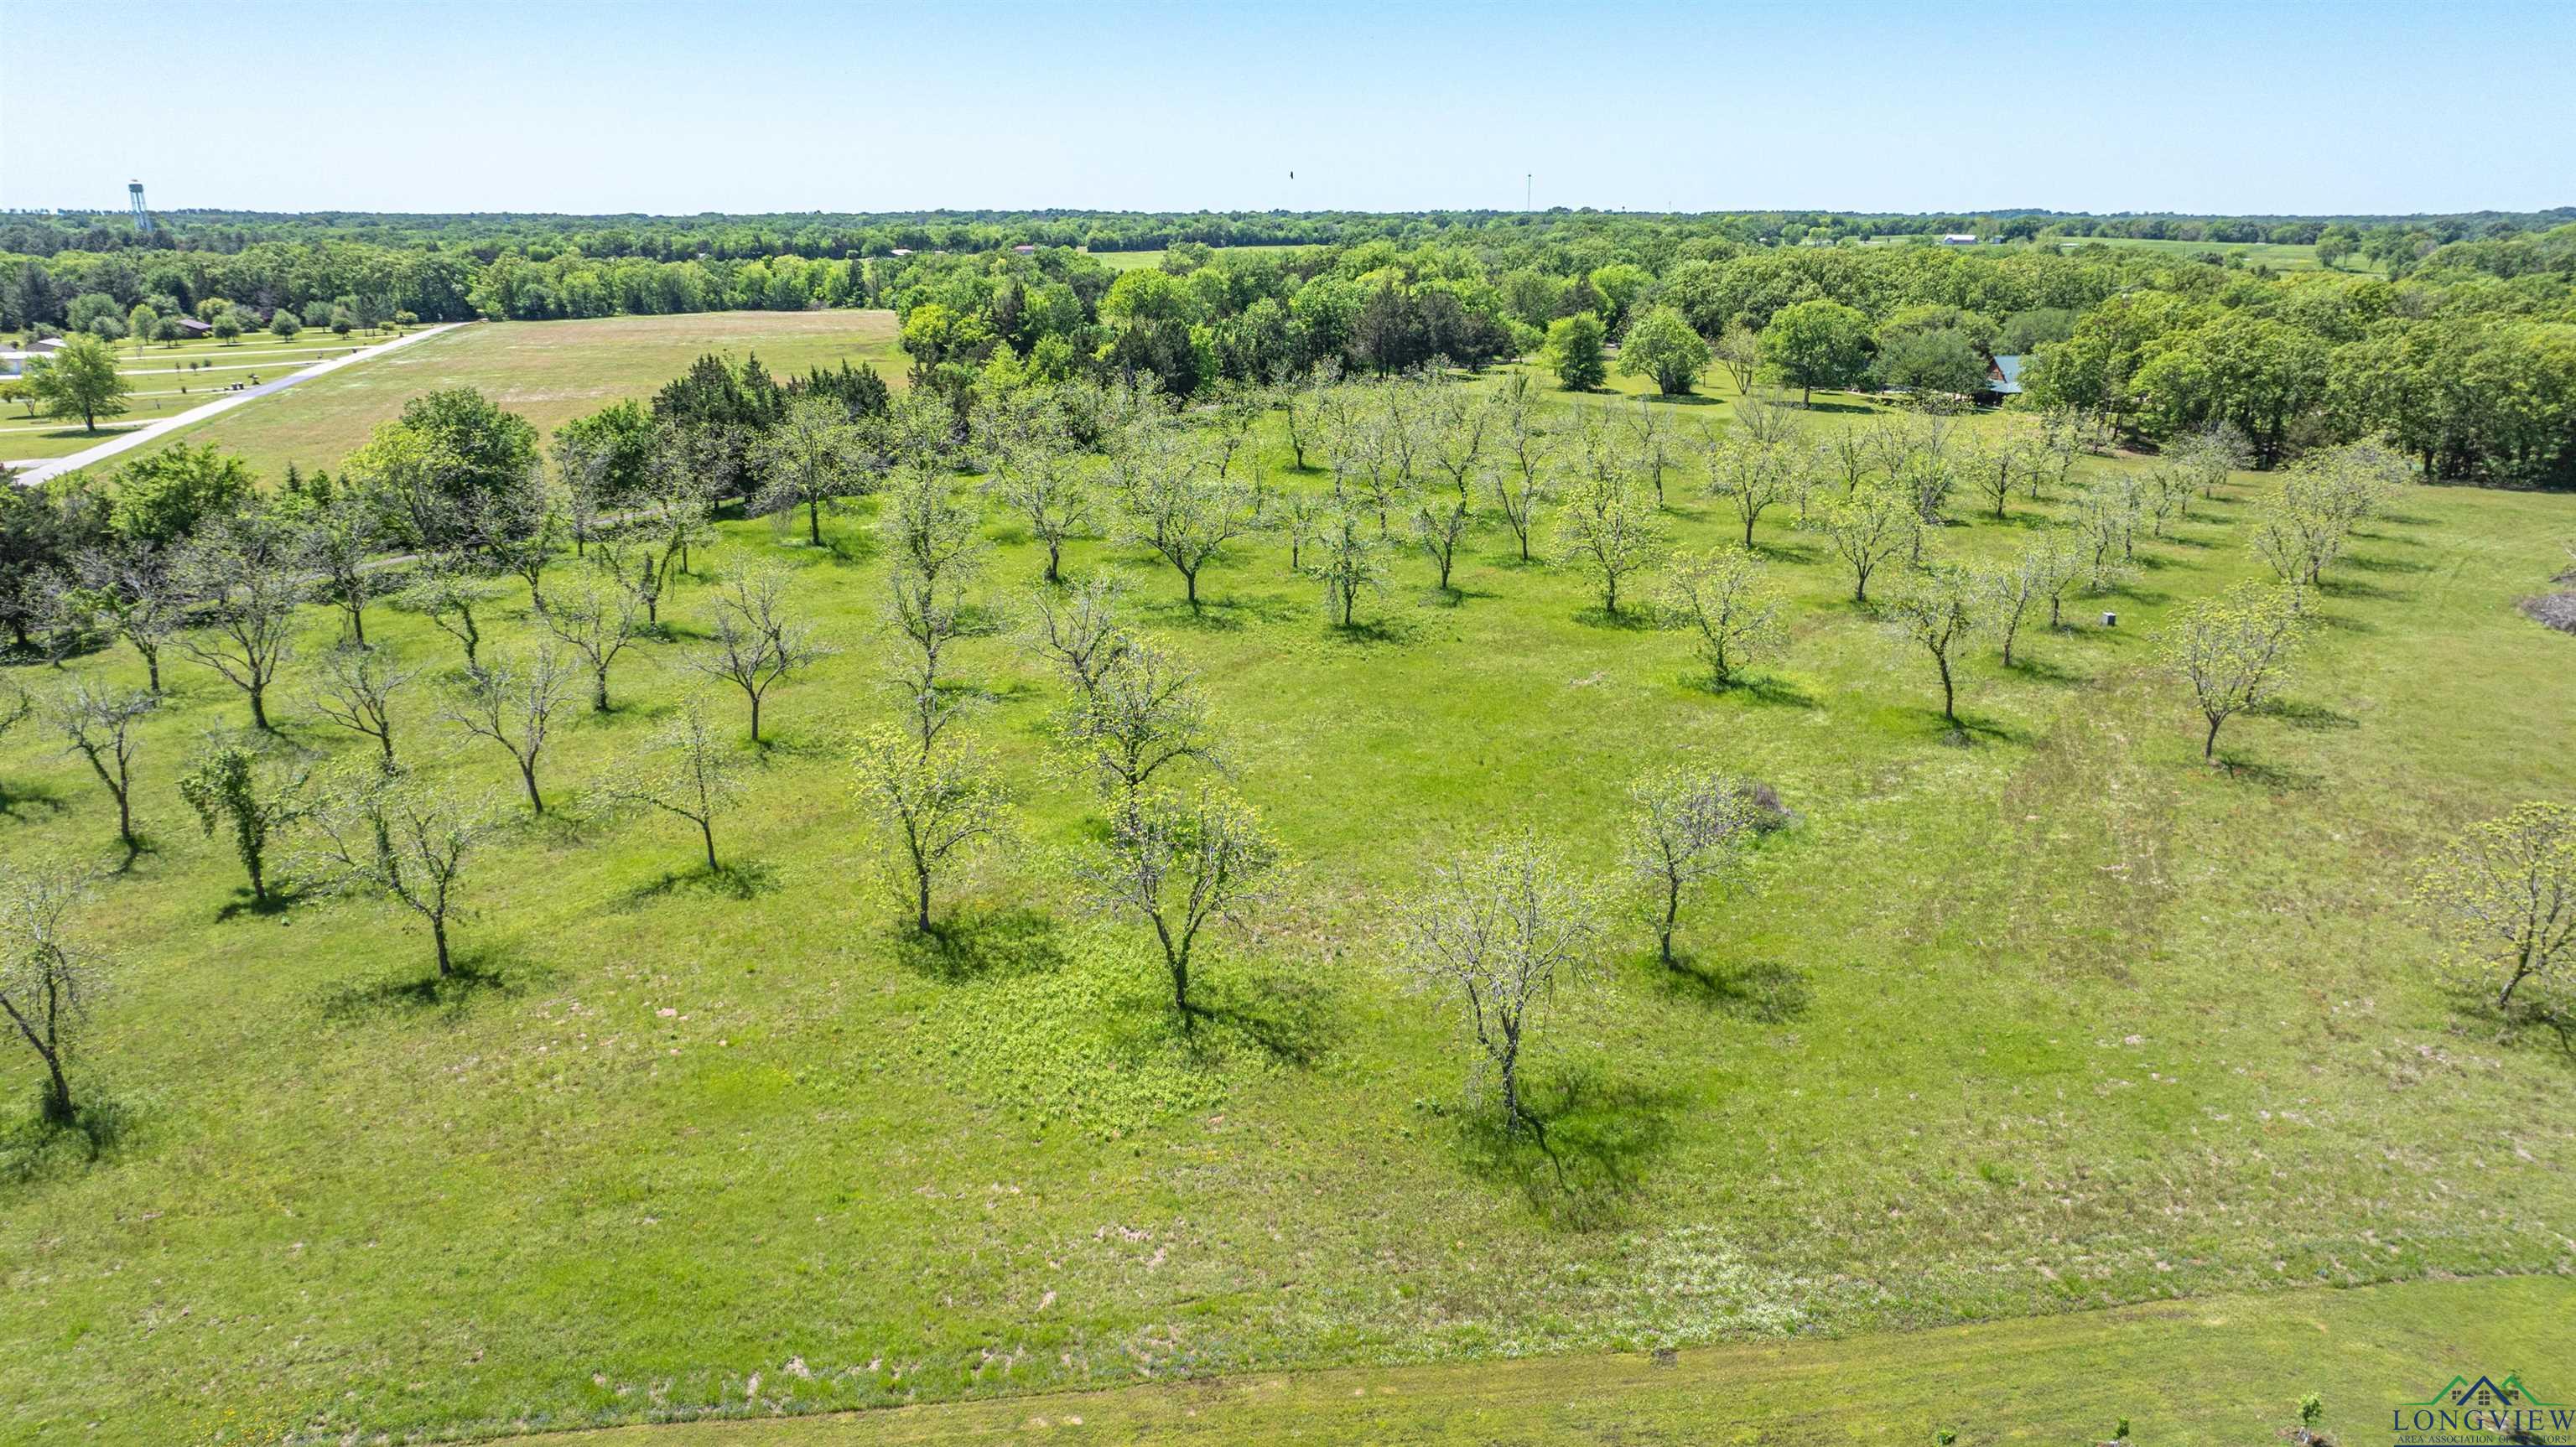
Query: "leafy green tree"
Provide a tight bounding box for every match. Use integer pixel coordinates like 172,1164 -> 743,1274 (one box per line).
1543,313 -> 1608,392
268,309 -> 303,339
210,312 -> 243,343
751,394 -> 872,547
1617,306 -> 1711,397
1762,299 -> 1871,406
178,741 -> 309,907
1078,787 -> 1284,1024
1305,504 -> 1388,628
1875,328 -> 1987,397
106,444 -> 253,546
1812,482 -> 1918,603
2412,801 -> 2574,1019
127,304 -> 157,356
2161,582 -> 2302,759
26,335 -> 131,433
1587,262 -> 1654,333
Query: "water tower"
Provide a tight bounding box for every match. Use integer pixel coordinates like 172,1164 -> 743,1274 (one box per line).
128,179 -> 152,233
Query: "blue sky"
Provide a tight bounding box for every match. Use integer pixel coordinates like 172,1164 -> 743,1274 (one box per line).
3,0 -> 2568,217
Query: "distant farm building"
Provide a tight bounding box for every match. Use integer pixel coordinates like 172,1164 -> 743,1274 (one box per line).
175,317 -> 213,336
1977,354 -> 2026,406
1940,233 -> 1978,246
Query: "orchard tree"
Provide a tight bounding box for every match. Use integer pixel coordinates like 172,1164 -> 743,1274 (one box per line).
395,563 -> 506,672
0,863 -> 105,1122
1553,474 -> 1666,618
177,740 -> 309,907
1021,573 -> 1134,705
2412,801 -> 2574,1019
607,701 -> 746,874
1306,503 -> 1390,627
983,418 -> 1096,584
302,772 -> 491,979
850,725 -> 1009,935
1626,766 -> 1767,967
1401,835 -> 1602,1132
1713,321 -> 1763,395
1543,313 -> 1608,392
1120,451 -> 1252,613
691,568 -> 834,744
752,393 -> 872,548
1883,565 -> 1981,728
444,651 -> 576,815
174,513 -> 305,730
1078,787 -> 1284,1025
293,490 -> 389,645
1983,539 -> 2076,666
57,547 -> 184,692
105,444 -> 253,546
2162,583 -> 2303,760
1618,306 -> 1711,397
47,684 -> 158,858
25,335 -> 130,433
309,644 -> 418,773
1762,299 -> 1870,407
1701,428 -> 1805,547
1813,483 -> 1919,603
540,573 -> 646,712
1066,638 -> 1221,812
1657,548 -> 1785,687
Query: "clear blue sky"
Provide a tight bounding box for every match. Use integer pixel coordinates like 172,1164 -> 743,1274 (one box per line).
3,0 -> 2568,217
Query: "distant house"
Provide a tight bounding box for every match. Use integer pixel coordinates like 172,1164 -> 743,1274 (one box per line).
888,247 -> 913,257
1012,244 -> 1036,254
175,317 -> 213,336
1977,354 -> 2025,407
31,336 -> 68,353
1939,233 -> 1978,246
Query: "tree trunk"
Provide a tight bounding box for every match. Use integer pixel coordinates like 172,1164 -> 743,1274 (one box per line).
700,819 -> 719,873
250,685 -> 270,732
143,651 -> 161,692
2204,715 -> 2223,760
808,497 -> 823,547
1184,568 -> 1201,613
521,760 -> 545,815
1045,541 -> 1062,584
747,692 -> 763,744
1937,655 -> 1956,725
247,850 -> 267,905
1659,881 -> 1680,967
432,917 -> 453,978
915,866 -> 932,935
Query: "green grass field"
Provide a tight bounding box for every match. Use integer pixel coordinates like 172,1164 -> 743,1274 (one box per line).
553,1277 -> 2573,1445
23,310 -> 903,476
3,358 -> 2573,1445
0,333 -> 408,462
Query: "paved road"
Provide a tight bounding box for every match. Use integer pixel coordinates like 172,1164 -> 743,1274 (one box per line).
6,322 -> 471,483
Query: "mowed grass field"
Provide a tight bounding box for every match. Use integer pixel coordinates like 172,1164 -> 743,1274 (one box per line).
3,355 -> 2574,1444
1,332 -> 405,463
2059,236 -> 2351,272
558,1277 -> 2575,1446
81,309 -> 903,479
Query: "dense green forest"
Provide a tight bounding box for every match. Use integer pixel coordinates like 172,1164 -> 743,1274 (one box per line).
8,208 -> 2572,485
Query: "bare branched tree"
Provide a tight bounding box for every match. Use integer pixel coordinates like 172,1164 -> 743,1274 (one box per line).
692,568 -> 834,744
605,700 -> 745,873
443,650 -> 576,815
301,771 -> 492,979
46,682 -> 158,858
1401,836 -> 1602,1132
309,645 -> 420,773
174,513 -> 304,731
1077,787 -> 1283,1024
0,862 -> 106,1121
849,725 -> 1009,935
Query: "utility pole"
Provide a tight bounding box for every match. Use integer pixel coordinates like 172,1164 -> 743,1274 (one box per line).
1525,174 -> 1532,211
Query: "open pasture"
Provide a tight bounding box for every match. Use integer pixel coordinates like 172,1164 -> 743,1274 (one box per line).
3,360 -> 2573,1443
82,309 -> 903,480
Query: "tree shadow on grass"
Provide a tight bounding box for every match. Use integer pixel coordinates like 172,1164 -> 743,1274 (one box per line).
2002,653 -> 2090,686
314,950 -> 537,1024
2256,697 -> 2360,731
2341,551 -> 2431,575
893,905 -> 1067,983
1749,538 -> 1823,566
1454,1068 -> 1681,1230
215,883 -> 311,923
2210,754 -> 2323,793
0,1092 -> 137,1185
2316,577 -> 2412,604
1649,955 -> 1814,1024
1327,613 -> 1427,648
1933,710 -> 2023,747
1571,606 -> 1659,633
0,780 -> 69,820
1186,970 -> 1338,1068
1699,672 -> 1820,709
617,858 -> 780,906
